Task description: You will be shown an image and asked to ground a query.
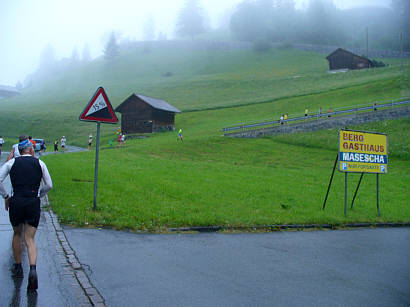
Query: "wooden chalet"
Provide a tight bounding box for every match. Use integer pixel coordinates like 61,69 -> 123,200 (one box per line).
326,48 -> 374,70
115,94 -> 181,134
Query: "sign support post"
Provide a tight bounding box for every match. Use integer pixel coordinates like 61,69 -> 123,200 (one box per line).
351,173 -> 364,209
322,153 -> 339,210
344,173 -> 347,216
377,174 -> 380,216
79,87 -> 118,210
93,122 -> 101,210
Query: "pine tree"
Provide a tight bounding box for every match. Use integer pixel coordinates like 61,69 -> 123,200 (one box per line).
82,43 -> 91,62
38,43 -> 56,72
176,0 -> 205,39
143,14 -> 156,41
103,32 -> 120,61
71,47 -> 79,64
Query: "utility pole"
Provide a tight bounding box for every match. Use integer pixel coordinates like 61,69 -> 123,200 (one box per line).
366,27 -> 369,58
401,32 -> 404,72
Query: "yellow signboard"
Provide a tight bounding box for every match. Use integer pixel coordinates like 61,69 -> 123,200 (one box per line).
338,129 -> 388,174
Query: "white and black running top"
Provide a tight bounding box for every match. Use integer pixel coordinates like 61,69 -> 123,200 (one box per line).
0,154 -> 52,198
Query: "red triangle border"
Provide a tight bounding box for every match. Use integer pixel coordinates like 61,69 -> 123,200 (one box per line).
79,87 -> 118,123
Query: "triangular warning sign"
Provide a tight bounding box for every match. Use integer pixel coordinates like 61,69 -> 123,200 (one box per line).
79,87 -> 118,123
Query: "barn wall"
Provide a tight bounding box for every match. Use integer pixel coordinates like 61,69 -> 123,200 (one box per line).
117,96 -> 177,133
121,114 -> 153,134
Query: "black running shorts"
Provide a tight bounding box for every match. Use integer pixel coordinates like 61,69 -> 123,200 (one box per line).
8,197 -> 41,228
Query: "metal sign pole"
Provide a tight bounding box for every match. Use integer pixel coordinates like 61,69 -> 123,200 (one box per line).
376,173 -> 380,216
93,121 -> 101,210
344,173 -> 347,216
351,173 -> 364,209
322,153 -> 339,210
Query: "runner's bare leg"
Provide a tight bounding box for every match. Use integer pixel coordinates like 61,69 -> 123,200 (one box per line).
24,224 -> 38,265
12,224 -> 24,263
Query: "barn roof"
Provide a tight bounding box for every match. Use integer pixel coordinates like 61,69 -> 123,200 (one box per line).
326,48 -> 371,62
116,93 -> 181,113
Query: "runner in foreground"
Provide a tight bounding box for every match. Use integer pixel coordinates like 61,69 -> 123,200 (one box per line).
0,139 -> 53,290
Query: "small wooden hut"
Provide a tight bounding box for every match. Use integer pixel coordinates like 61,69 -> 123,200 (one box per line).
115,94 -> 181,134
326,48 -> 374,70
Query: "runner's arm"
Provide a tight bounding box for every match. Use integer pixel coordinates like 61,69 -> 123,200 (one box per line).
39,160 -> 52,197
6,150 -> 14,162
0,159 -> 14,198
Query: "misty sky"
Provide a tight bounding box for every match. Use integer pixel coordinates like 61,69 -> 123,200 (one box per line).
0,0 -> 391,86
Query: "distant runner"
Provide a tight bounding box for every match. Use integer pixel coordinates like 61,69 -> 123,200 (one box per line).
121,133 -> 126,147
7,135 -> 28,161
0,136 -> 4,157
28,136 -> 36,148
117,133 -> 122,147
88,133 -> 93,150
61,136 -> 66,152
177,129 -> 183,141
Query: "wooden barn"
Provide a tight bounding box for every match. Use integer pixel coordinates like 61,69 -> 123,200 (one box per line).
326,48 -> 374,70
115,94 -> 181,134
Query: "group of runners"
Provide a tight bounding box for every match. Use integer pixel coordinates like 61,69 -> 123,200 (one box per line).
0,125 -> 185,293
279,107 -> 336,125
53,136 -> 66,152
0,134 -> 53,291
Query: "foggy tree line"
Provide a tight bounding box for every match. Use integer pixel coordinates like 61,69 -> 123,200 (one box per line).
230,0 -> 410,51
173,0 -> 409,52
102,0 -> 409,61
26,0 -> 408,87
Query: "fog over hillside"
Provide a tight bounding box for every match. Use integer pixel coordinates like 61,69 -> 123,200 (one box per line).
0,0 -> 395,86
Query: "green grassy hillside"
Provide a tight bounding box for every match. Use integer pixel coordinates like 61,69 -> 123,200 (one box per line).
0,45 -> 408,148
1,44 -> 409,230
42,80 -> 409,230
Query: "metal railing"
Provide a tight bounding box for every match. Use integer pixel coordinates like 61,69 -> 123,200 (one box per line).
222,97 -> 410,133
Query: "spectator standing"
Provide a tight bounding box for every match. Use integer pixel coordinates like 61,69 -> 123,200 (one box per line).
54,140 -> 58,152
284,114 -> 288,124
280,115 -> 284,125
373,101 -> 378,111
121,133 -> 126,147
304,108 -> 309,121
328,108 -> 332,118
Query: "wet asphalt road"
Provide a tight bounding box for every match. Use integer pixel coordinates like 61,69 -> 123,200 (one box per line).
64,226 -> 410,307
2,150 -> 409,306
0,152 -> 85,306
